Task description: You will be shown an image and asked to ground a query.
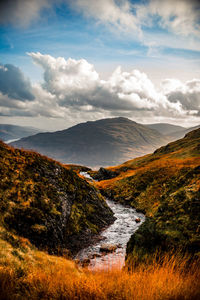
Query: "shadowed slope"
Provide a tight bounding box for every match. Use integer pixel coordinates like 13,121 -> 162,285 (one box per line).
0,141 -> 114,254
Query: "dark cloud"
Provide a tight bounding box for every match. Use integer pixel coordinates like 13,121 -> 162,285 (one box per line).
164,79 -> 200,114
0,64 -> 35,101
168,91 -> 199,112
0,0 -> 51,27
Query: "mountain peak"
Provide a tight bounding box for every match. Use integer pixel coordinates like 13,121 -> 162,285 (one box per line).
11,117 -> 168,167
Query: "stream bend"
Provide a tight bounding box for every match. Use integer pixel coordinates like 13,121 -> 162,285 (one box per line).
75,198 -> 145,269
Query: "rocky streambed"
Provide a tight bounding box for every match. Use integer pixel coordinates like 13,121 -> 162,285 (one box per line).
75,198 -> 145,270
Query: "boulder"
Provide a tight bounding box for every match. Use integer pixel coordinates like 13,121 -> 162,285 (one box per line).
90,253 -> 101,259
81,258 -> 90,267
135,218 -> 141,223
93,167 -> 118,181
100,244 -> 117,253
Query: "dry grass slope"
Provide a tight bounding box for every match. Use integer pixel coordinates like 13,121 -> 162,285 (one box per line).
0,234 -> 199,300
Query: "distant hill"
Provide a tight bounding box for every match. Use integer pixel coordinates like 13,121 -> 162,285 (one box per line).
11,117 -> 169,167
169,124 -> 200,140
0,124 -> 41,142
95,128 -> 200,264
145,122 -> 200,141
0,141 -> 114,254
145,123 -> 186,135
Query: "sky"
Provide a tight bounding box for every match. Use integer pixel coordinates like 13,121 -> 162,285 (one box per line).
0,0 -> 200,130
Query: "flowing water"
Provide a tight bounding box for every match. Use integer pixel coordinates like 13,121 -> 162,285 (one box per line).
76,172 -> 145,269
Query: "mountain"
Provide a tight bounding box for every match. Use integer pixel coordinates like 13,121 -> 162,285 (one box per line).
169,124 -> 200,140
145,122 -> 200,141
95,128 -> 200,264
11,117 -> 169,167
0,141 -> 114,254
145,123 -> 186,135
0,124 -> 41,142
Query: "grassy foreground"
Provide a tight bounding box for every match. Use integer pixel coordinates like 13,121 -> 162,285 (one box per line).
0,234 -> 199,300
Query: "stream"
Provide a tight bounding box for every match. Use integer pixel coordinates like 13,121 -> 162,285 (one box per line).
76,172 -> 145,270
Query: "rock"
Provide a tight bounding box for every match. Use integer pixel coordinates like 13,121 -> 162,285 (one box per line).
100,244 -> 117,253
74,259 -> 80,265
135,218 -> 141,223
93,167 -> 118,181
81,258 -> 90,267
90,253 -> 101,259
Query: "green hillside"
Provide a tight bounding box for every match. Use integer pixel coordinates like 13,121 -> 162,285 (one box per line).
96,129 -> 200,264
0,141 -> 114,255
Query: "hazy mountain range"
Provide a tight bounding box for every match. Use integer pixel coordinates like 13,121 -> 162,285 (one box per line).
0,124 -> 41,143
145,123 -> 200,139
10,118 -> 199,167
167,124 -> 200,140
145,123 -> 186,135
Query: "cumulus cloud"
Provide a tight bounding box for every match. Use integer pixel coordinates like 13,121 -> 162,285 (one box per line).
0,0 -> 52,27
162,78 -> 200,114
0,53 -> 199,123
28,52 -> 99,99
28,52 -> 186,116
0,63 -> 35,101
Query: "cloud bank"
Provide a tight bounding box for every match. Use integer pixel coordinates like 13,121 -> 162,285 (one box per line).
0,53 -> 199,125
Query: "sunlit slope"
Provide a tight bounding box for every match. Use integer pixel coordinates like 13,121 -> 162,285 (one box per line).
0,141 -> 114,254
96,129 -> 200,262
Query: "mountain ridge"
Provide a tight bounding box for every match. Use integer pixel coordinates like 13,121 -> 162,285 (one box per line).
145,122 -> 186,135
11,117 -> 169,167
0,124 -> 41,142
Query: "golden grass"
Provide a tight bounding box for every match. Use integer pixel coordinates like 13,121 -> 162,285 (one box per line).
0,237 -> 199,300
95,156 -> 200,191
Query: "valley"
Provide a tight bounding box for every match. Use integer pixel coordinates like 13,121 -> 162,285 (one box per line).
1,0 -> 200,297
0,126 -> 199,299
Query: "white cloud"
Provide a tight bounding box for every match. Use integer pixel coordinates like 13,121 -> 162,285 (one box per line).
147,0 -> 200,37
28,52 -> 99,98
69,0 -> 140,34
66,0 -> 200,43
69,0 -> 200,37
0,53 -> 199,124
69,0 -> 200,51
28,53 -> 190,116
